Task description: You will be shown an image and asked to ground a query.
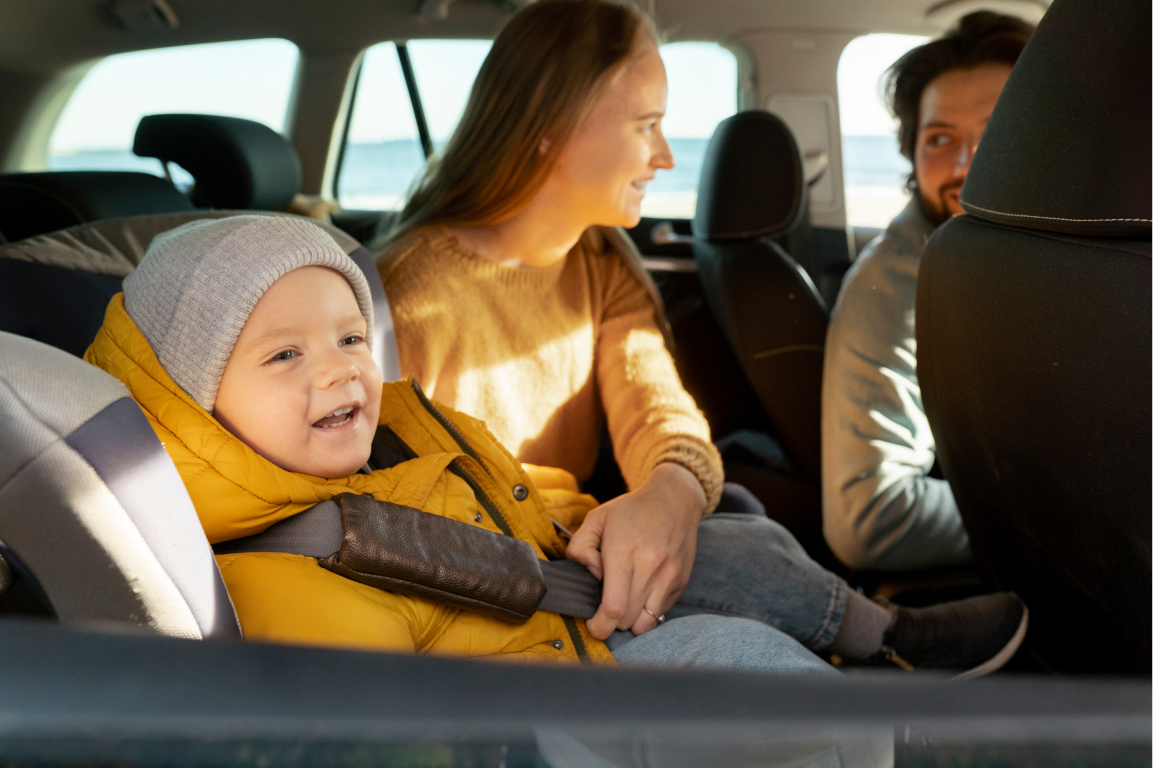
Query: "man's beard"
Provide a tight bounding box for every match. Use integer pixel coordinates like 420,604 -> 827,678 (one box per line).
917,179 -> 965,227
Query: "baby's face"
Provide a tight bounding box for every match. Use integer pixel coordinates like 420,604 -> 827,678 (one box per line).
214,266 -> 383,478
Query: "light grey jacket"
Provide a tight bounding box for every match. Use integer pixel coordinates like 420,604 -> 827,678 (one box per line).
820,199 -> 971,571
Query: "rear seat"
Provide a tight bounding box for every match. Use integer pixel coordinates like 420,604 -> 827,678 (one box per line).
0,170 -> 194,243
0,211 -> 400,378
0,112 -> 304,244
0,330 -> 242,639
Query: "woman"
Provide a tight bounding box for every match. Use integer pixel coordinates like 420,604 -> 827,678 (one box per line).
376,0 -> 714,642
374,0 -> 1027,674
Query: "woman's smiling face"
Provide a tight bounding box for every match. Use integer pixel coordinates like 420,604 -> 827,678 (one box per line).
548,40 -> 675,229
213,266 -> 382,479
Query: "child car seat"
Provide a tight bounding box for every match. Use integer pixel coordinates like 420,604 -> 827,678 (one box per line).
0,331 -> 241,639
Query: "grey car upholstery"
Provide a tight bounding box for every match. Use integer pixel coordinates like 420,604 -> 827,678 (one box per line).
134,114 -> 303,210
0,171 -> 194,243
0,331 -> 241,639
916,0 -> 1151,672
0,211 -> 401,380
692,110 -> 828,482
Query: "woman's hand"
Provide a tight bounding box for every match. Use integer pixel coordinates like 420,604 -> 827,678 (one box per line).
565,462 -> 706,640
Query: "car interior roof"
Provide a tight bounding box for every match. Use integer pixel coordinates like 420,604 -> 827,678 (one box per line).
0,0 -> 1049,69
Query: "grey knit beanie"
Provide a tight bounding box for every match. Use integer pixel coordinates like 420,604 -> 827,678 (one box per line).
123,215 -> 374,413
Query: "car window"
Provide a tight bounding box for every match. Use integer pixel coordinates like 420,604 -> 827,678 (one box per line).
337,40 -> 737,217
47,39 -> 299,187
837,33 -> 929,228
338,39 -> 491,211
406,39 -> 494,149
337,43 -> 426,210
645,42 -> 737,220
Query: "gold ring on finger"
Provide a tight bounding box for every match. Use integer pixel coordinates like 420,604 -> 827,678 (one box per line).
644,607 -> 666,624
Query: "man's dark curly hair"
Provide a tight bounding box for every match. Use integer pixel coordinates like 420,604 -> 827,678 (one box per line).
884,11 -> 1034,190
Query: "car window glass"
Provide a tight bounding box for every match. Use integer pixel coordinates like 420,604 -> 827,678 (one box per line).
837,33 -> 929,228
337,43 -> 425,210
406,39 -> 493,148
47,39 -> 299,187
645,42 -> 737,220
337,39 -> 491,211
337,40 -> 736,217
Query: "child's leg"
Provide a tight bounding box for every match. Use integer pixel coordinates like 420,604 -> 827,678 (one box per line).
607,614 -> 835,674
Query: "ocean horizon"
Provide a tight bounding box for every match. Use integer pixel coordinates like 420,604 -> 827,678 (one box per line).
47,135 -> 911,227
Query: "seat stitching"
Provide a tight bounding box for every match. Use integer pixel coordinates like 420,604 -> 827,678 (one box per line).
961,199 -> 1152,224
752,344 -> 824,360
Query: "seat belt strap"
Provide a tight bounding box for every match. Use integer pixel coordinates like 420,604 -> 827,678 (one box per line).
212,500 -> 602,619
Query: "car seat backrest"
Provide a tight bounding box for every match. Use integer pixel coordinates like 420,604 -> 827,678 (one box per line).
0,171 -> 194,243
0,211 -> 401,380
134,114 -> 303,211
916,0 -> 1151,668
691,111 -> 828,481
0,331 -> 242,640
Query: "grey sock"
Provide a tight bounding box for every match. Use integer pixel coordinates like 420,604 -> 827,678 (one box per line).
825,591 -> 896,659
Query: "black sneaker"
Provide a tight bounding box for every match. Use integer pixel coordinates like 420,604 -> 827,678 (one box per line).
880,592 -> 1028,678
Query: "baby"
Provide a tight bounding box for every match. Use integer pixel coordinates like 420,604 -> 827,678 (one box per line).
85,215 -> 1024,676
211,262 -> 382,480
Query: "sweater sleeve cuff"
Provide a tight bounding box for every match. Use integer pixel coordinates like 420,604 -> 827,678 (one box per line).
639,436 -> 725,516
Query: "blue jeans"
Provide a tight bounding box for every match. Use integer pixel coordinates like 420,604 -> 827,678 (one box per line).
610,614 -> 835,674
608,492 -> 851,672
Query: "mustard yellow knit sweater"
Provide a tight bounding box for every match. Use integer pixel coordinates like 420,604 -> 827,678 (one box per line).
377,225 -> 723,513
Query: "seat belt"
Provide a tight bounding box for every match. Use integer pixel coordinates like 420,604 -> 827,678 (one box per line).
213,500 -> 602,620
347,246 -> 402,382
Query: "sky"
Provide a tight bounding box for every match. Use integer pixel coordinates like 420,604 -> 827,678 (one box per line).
837,33 -> 929,135
50,39 -> 299,154
49,33 -> 927,155
348,40 -> 739,145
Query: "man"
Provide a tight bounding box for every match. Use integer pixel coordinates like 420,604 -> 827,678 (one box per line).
822,12 -> 1034,571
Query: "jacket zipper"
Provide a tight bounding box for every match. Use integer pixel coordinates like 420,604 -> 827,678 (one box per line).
410,379 -> 491,476
562,615 -> 591,663
409,381 -> 514,536
447,461 -> 513,537
408,382 -> 587,660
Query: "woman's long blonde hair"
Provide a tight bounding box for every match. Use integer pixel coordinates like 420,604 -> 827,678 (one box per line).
384,0 -> 656,243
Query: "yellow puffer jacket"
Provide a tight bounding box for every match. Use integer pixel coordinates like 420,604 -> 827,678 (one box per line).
85,293 -> 613,664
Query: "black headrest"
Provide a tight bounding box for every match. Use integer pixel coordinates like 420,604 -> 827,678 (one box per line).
692,111 -> 804,243
133,114 -> 302,211
960,0 -> 1151,239
0,171 -> 194,243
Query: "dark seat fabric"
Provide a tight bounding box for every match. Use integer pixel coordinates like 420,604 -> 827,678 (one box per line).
0,211 -> 401,381
957,1 -> 1150,238
917,0 -> 1151,672
0,259 -> 123,357
0,171 -> 194,243
134,114 -> 302,211
692,110 -> 828,482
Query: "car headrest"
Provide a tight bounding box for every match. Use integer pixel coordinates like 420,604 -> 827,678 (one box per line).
959,0 -> 1151,239
0,171 -> 194,243
133,114 -> 303,211
692,111 -> 804,243
0,332 -> 241,640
